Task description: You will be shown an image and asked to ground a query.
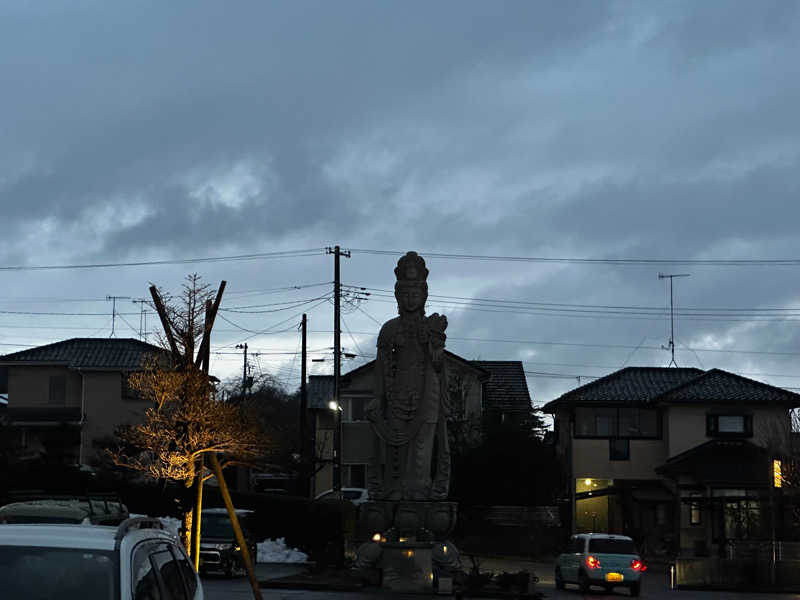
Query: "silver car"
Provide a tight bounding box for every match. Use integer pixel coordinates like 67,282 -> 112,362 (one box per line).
555,533 -> 646,596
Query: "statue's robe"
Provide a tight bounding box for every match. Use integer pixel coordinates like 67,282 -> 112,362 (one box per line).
367,313 -> 450,500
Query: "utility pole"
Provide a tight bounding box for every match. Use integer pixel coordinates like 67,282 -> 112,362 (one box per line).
236,343 -> 248,396
326,246 -> 350,498
106,295 -> 131,337
299,314 -> 308,497
658,273 -> 690,367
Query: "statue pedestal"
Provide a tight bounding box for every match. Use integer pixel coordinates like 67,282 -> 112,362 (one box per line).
359,500 -> 458,541
380,542 -> 434,591
355,501 -> 459,592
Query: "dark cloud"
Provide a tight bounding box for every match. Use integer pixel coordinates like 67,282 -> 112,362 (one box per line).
0,1 -> 799,402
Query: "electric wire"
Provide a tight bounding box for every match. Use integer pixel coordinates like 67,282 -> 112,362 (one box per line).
349,248 -> 800,267
0,248 -> 326,271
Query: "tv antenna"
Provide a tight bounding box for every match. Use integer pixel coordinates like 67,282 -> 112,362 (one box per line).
106,295 -> 131,337
658,273 -> 690,367
131,299 -> 150,341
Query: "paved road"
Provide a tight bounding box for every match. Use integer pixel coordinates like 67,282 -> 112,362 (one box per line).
202,562 -> 800,600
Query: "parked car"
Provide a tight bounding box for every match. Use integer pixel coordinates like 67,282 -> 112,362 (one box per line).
0,496 -> 129,525
314,487 -> 369,505
555,533 -> 646,596
0,516 -> 202,599
198,508 -> 257,578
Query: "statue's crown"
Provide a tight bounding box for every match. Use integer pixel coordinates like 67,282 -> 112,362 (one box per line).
394,251 -> 428,282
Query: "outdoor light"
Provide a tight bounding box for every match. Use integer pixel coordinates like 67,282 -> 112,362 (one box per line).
443,545 -> 448,554
773,459 -> 783,488
328,401 -> 339,411
399,537 -> 408,543
372,533 -> 382,542
584,478 -> 592,486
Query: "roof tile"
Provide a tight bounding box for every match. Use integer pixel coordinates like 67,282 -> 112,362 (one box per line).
0,338 -> 166,371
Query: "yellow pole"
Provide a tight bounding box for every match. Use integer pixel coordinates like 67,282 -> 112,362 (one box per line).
208,453 -> 262,600
192,457 -> 205,570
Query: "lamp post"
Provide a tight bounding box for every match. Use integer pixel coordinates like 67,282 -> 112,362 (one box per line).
771,458 -> 782,586
329,400 -> 343,499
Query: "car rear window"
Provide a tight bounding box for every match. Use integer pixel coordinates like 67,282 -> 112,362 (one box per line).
343,491 -> 362,500
588,538 -> 636,554
0,546 -> 116,600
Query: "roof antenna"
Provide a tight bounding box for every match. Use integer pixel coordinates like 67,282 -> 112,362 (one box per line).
106,295 -> 131,338
658,273 -> 690,367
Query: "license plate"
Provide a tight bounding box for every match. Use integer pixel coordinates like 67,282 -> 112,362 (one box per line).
606,572 -> 624,582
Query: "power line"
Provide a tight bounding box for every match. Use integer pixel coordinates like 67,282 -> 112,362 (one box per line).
344,285 -> 800,314
308,329 -> 800,358
217,297 -> 332,349
357,294 -> 800,323
349,248 -> 800,267
345,286 -> 800,320
0,248 -> 326,271
220,294 -> 333,314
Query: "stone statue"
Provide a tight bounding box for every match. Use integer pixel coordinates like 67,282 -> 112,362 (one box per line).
367,251 -> 451,501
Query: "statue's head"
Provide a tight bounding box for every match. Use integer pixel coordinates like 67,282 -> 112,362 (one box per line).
394,252 -> 428,315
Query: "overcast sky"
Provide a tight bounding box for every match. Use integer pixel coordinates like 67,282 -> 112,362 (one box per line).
1,1 -> 799,409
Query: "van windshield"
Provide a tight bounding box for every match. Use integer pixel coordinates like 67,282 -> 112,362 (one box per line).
202,513 -> 251,538
588,538 -> 636,554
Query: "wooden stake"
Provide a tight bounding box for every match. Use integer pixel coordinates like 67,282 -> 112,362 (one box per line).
209,453 -> 263,600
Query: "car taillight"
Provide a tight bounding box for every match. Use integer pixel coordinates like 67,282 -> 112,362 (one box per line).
631,559 -> 647,572
585,555 -> 601,569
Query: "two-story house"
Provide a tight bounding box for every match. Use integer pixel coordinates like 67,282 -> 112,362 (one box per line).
543,367 -> 800,557
308,352 -> 532,497
0,338 -> 166,466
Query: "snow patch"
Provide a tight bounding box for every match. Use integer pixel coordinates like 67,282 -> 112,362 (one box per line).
257,538 -> 308,563
130,514 -> 182,538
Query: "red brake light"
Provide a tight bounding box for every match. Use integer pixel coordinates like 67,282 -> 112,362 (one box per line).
631,559 -> 647,572
586,555 -> 601,569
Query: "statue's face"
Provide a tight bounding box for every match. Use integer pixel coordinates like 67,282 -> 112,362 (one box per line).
397,285 -> 425,314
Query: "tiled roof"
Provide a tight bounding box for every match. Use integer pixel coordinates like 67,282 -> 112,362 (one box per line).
0,338 -> 166,371
542,367 -> 703,411
542,366 -> 800,412
656,439 -> 769,484
470,361 -> 531,413
655,368 -> 800,405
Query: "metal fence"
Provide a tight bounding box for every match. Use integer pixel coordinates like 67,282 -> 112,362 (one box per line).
726,540 -> 800,561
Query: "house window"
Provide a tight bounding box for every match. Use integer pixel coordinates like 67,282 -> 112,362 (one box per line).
48,376 -> 66,405
574,407 -> 659,439
609,438 -> 630,461
618,408 -> 659,437
0,366 -> 7,394
343,397 -> 368,422
706,414 -> 752,437
690,496 -> 702,526
575,407 -> 618,437
345,464 -> 367,488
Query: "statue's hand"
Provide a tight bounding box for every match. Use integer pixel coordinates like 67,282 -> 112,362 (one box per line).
428,313 -> 448,335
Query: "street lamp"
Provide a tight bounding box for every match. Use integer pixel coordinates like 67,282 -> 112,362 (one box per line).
330,400 -> 343,500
